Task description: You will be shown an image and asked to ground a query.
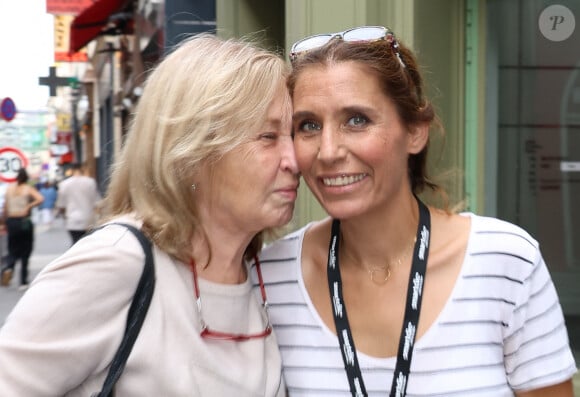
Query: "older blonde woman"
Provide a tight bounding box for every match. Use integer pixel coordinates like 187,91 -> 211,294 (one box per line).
0,34 -> 299,396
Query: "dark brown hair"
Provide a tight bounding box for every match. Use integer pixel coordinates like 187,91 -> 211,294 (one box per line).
16,168 -> 28,185
288,36 -> 444,197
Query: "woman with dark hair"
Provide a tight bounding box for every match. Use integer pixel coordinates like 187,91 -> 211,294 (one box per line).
1,168 -> 44,289
258,27 -> 577,396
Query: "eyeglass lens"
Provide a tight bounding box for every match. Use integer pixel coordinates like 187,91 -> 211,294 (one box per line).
293,34 -> 333,53
292,26 -> 389,55
342,26 -> 387,41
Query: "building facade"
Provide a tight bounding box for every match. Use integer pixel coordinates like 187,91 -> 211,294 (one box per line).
70,0 -> 580,347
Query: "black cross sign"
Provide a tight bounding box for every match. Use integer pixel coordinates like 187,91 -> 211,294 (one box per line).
38,66 -> 71,97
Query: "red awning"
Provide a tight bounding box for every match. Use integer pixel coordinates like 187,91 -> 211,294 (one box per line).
69,0 -> 133,54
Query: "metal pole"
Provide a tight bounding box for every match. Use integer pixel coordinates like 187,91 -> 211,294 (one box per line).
71,85 -> 81,164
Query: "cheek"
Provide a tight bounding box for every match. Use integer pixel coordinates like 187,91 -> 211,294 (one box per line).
361,131 -> 405,163
293,139 -> 317,171
362,143 -> 390,165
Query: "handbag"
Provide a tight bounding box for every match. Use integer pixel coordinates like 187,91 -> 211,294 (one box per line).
89,223 -> 156,397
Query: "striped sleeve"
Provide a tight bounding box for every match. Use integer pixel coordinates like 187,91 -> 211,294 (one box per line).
503,246 -> 576,390
471,217 -> 577,391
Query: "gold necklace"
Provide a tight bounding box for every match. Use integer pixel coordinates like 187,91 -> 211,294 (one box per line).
342,237 -> 416,285
366,264 -> 393,285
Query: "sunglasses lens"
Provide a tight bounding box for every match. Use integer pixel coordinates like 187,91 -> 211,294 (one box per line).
290,26 -> 402,65
292,34 -> 333,54
343,26 -> 386,42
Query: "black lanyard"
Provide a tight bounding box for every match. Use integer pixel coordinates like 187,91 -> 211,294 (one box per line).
327,199 -> 431,397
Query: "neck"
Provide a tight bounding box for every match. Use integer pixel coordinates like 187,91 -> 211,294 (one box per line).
191,223 -> 254,285
339,197 -> 419,271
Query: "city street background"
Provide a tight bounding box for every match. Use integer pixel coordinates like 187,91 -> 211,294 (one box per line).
0,216 -> 70,325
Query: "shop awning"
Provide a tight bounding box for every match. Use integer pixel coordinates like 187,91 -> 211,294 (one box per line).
69,0 -> 133,54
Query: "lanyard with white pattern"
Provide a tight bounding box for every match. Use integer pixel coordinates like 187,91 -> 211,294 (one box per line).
327,198 -> 431,397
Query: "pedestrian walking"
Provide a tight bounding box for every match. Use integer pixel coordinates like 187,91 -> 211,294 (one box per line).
56,163 -> 101,245
0,168 -> 44,289
38,180 -> 58,227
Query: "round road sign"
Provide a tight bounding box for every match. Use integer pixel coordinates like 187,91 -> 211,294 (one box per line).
0,147 -> 28,183
0,97 -> 17,122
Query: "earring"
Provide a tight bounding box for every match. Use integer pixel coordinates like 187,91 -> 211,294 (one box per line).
191,183 -> 197,191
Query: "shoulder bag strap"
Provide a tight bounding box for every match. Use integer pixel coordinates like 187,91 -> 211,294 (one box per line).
91,223 -> 156,397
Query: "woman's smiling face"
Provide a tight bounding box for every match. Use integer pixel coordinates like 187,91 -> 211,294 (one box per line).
292,61 -> 424,220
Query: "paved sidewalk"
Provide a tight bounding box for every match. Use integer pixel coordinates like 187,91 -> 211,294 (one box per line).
0,218 -> 71,326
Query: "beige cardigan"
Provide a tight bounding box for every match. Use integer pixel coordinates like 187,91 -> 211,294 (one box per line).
0,217 -> 285,396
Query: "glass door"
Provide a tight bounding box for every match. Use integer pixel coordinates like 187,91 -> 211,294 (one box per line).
487,0 -> 580,319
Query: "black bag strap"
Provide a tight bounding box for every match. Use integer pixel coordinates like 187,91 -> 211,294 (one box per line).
91,223 -> 156,397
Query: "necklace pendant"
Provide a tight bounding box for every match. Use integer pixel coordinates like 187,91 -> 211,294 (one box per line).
368,266 -> 391,284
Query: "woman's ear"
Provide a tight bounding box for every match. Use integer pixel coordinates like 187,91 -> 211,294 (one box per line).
407,123 -> 429,154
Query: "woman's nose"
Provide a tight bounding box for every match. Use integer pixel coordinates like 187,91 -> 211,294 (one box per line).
317,127 -> 346,163
281,135 -> 299,174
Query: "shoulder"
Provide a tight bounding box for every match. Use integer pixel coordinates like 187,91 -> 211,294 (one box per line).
462,213 -> 542,283
261,222 -> 318,261
57,178 -> 71,191
81,176 -> 99,191
81,176 -> 97,184
82,217 -> 146,252
466,213 -> 538,252
42,216 -> 148,281
5,184 -> 16,195
28,185 -> 42,195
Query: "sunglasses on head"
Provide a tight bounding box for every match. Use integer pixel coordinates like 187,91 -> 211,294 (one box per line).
290,25 -> 405,67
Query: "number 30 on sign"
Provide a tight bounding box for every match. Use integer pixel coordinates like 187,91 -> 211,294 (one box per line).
0,147 -> 29,183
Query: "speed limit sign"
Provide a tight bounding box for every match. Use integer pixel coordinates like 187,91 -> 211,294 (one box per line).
0,147 -> 29,183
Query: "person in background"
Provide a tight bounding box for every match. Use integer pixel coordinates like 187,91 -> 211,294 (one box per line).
0,33 -> 298,396
56,163 -> 101,245
0,168 -> 44,290
258,26 -> 577,396
38,180 -> 58,227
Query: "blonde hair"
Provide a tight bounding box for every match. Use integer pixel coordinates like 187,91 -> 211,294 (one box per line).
102,33 -> 290,261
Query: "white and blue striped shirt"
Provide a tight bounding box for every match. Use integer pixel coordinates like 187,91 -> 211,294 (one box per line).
254,214 -> 577,396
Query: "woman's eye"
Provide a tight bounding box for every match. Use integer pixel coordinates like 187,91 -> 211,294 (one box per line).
260,133 -> 277,140
346,115 -> 368,127
296,120 -> 320,133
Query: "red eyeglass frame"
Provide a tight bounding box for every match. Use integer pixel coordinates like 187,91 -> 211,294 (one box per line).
191,256 -> 272,342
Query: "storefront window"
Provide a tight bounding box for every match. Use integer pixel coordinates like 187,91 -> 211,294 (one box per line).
489,0 -> 580,316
